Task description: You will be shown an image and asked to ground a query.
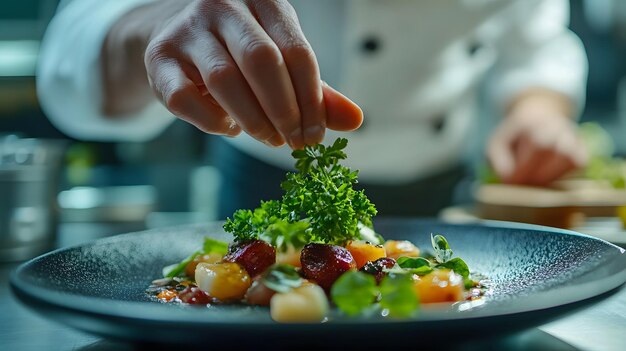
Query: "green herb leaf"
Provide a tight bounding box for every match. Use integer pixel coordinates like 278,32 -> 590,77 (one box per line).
436,257 -> 470,278
260,220 -> 311,252
476,162 -> 501,184
358,222 -> 384,245
379,273 -> 419,318
202,237 -> 229,255
163,237 -> 229,278
161,263 -> 180,278
163,250 -> 201,278
382,264 -> 409,275
223,138 -> 377,249
331,271 -> 378,316
396,257 -> 434,276
223,200 -> 281,243
260,264 -> 304,293
431,234 -> 452,263
396,257 -> 431,269
464,277 -> 477,290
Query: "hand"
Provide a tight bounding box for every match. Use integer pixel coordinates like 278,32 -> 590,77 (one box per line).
487,89 -> 588,186
103,0 -> 362,149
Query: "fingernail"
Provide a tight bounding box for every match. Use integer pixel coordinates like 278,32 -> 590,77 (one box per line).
265,133 -> 285,147
304,125 -> 324,145
289,128 -> 303,149
224,128 -> 242,138
223,117 -> 241,137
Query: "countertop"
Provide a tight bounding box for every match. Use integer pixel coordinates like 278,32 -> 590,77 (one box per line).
1,221 -> 625,351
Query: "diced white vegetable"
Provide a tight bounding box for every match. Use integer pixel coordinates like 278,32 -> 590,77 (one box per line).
270,283 -> 328,323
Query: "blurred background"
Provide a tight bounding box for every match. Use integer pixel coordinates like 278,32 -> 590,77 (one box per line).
1,0 -> 625,261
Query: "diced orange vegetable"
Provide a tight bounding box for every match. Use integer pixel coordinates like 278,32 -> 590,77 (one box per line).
413,269 -> 464,304
195,262 -> 251,301
157,289 -> 178,302
345,240 -> 386,268
383,240 -> 420,260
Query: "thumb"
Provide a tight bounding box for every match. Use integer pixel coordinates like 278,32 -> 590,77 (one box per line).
487,132 -> 516,182
322,81 -> 363,132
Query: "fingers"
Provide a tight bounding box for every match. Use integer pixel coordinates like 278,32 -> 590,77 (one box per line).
487,124 -> 517,180
500,132 -> 582,186
145,53 -> 241,136
250,0 -> 326,146
523,131 -> 584,185
184,33 -> 285,146
509,146 -> 575,186
529,151 -> 577,186
144,0 -> 364,147
506,139 -> 550,185
217,4 -> 303,148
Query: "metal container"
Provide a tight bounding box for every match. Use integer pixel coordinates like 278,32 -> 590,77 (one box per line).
0,135 -> 66,262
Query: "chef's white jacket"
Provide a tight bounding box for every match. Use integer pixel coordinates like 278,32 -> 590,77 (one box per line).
37,0 -> 588,184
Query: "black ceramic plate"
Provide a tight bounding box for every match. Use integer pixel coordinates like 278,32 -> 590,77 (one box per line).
10,219 -> 626,346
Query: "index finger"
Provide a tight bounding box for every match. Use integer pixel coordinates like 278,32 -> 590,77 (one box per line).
217,4 -> 302,148
250,0 -> 326,146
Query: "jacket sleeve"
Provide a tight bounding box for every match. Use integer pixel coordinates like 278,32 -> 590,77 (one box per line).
487,0 -> 588,117
36,0 -> 174,142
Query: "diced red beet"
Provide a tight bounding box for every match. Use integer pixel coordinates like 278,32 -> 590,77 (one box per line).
223,240 -> 276,277
359,257 -> 397,284
300,243 -> 357,291
178,287 -> 211,305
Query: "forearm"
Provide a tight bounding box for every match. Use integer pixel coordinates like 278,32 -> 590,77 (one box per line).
101,0 -> 191,117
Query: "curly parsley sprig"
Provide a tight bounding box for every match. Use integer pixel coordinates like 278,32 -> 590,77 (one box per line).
223,138 -> 378,249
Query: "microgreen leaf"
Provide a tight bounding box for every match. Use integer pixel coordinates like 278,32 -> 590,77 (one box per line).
260,264 -> 303,293
331,271 -> 378,316
396,257 -> 434,276
379,273 -> 419,318
202,237 -> 228,255
396,257 -> 431,269
163,250 -> 201,278
431,234 -> 453,263
436,257 -> 470,279
358,222 -> 384,245
464,277 -> 477,290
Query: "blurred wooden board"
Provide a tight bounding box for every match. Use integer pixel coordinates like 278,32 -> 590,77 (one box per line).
439,205 -> 626,248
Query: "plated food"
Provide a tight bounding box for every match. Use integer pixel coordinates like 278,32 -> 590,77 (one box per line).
147,138 -> 488,322
12,218 -> 626,343
9,132 -> 626,344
